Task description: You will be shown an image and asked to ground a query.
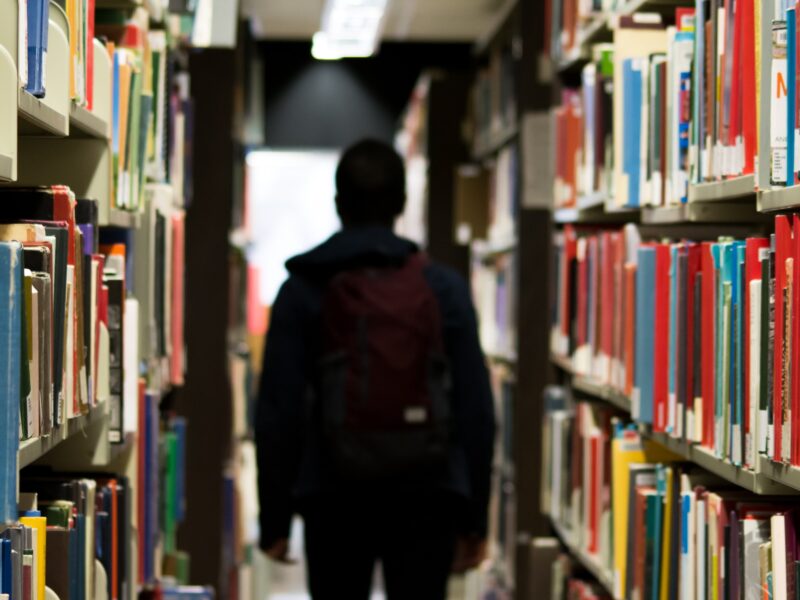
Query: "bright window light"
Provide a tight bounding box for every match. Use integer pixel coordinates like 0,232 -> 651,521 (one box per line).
311,0 -> 390,60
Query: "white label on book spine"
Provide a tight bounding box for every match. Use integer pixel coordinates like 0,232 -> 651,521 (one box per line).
733,424 -> 743,466
771,48 -> 788,185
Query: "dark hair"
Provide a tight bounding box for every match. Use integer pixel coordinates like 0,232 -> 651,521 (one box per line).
335,139 -> 406,226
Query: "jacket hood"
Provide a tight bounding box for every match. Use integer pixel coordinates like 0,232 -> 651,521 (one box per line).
286,226 -> 418,277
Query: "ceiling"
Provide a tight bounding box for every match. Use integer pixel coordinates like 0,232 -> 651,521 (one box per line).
243,0 -> 507,42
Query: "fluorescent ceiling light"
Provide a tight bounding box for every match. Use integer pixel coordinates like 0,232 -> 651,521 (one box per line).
311,0 -> 390,60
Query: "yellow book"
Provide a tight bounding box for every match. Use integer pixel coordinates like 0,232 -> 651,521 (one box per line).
20,516 -> 47,600
658,467 -> 674,600
67,0 -> 77,99
611,430 -> 680,599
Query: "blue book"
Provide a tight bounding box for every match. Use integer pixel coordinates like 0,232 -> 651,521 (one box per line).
623,59 -> 644,207
723,243 -> 736,460
99,228 -> 135,294
636,247 -> 656,423
24,0 -> 49,97
713,243 -> 726,457
790,8 -> 797,186
733,243 -> 746,464
112,51 -> 121,159
162,586 -> 215,600
0,538 -> 9,596
171,417 -> 187,523
0,243 -> 22,524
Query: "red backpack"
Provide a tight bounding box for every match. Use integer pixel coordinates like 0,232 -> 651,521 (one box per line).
317,253 -> 453,481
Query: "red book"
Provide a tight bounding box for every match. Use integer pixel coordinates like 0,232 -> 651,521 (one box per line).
774,215 -> 793,462
577,237 -> 588,349
171,213 -> 185,385
745,238 -> 770,464
50,185 -> 77,266
589,236 -> 600,359
601,233 -> 615,378
562,226 -> 578,344
701,242 -> 717,448
685,243 -> 702,432
611,232 -> 624,386
729,0 -> 743,156
654,244 -> 671,432
91,254 -> 105,405
588,434 -> 601,555
676,8 -> 696,32
740,0 -> 757,174
625,264 -> 637,396
793,215 -> 800,465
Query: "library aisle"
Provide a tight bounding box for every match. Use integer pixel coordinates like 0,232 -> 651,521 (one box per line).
11,0 -> 800,599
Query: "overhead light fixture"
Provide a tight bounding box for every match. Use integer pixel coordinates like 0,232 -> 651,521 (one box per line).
311,0 -> 390,60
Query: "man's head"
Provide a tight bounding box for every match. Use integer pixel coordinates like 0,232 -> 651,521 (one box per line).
335,139 -> 406,228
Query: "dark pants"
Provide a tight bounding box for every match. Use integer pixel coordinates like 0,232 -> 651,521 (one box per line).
302,491 -> 460,600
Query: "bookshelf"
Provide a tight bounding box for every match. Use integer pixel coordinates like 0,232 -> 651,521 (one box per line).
18,399 -> 109,469
0,0 -> 211,596
548,517 -> 616,598
553,355 -> 796,494
18,90 -> 69,136
540,5 -> 800,595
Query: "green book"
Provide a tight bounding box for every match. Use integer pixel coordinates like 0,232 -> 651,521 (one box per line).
644,493 -> 659,600
163,431 -> 178,554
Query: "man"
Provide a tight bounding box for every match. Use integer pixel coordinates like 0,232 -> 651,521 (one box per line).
256,139 -> 496,599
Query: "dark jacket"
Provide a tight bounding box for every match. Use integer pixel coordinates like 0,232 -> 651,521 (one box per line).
255,226 -> 496,549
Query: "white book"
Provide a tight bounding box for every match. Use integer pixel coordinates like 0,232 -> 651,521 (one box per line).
30,284 -> 39,439
696,498 -> 707,600
743,517 -> 772,600
90,259 -> 98,405
771,23 -> 789,186
97,321 -> 110,403
550,411 -> 568,523
17,0 -> 27,87
65,268 -> 75,419
123,298 -> 139,436
771,514 -> 788,600
679,489 -> 695,600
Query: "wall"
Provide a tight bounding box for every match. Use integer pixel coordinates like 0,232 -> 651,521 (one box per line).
258,41 -> 472,148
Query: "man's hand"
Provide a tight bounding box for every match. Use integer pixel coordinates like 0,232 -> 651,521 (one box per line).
451,536 -> 488,574
263,538 -> 296,564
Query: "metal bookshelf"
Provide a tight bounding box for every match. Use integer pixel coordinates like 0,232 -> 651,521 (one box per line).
18,90 -> 69,137
18,398 -> 109,469
549,516 -> 618,600
550,354 -> 794,494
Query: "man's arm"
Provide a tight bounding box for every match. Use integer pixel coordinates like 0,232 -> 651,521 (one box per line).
437,270 -> 497,538
255,277 -> 311,552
